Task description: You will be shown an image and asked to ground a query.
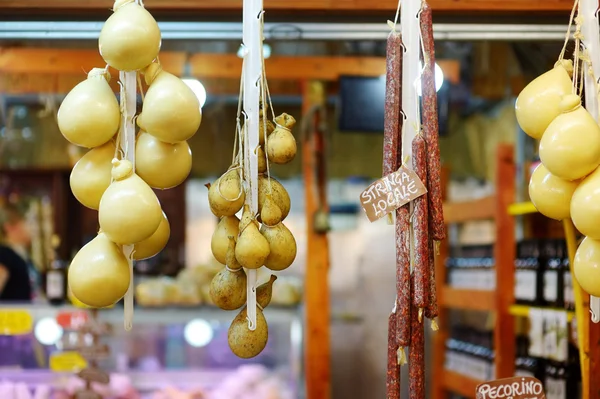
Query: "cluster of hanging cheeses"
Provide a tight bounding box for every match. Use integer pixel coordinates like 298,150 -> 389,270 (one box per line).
208,111 -> 298,358
517,58 -> 600,298
58,0 -> 201,309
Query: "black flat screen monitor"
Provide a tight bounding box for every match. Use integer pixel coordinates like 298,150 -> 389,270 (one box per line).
338,74 -> 449,136
338,75 -> 386,133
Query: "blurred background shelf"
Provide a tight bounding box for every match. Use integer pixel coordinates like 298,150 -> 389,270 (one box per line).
442,370 -> 480,398
0,303 -> 303,325
508,304 -> 575,322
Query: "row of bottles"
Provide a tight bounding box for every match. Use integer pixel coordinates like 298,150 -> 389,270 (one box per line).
446,244 -> 495,291
514,239 -> 574,309
444,327 -> 495,382
514,336 -> 581,399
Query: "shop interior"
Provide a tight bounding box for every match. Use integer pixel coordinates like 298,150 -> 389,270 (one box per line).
0,1 -> 598,398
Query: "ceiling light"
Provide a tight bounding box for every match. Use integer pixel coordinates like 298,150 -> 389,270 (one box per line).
184,319 -> 214,348
182,78 -> 207,108
416,62 -> 445,96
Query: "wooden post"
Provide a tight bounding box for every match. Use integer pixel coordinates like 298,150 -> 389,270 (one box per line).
494,144 -> 516,378
302,80 -> 330,399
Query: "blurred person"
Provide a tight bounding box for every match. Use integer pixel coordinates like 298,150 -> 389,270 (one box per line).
0,203 -> 32,301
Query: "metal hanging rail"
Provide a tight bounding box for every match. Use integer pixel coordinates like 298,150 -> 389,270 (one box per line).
0,21 -> 572,41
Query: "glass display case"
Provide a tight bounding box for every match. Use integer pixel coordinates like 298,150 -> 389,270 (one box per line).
0,304 -> 303,398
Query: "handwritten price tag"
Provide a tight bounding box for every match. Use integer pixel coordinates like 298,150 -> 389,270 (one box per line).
50,351 -> 88,372
0,310 -> 33,335
476,376 -> 545,399
359,166 -> 427,222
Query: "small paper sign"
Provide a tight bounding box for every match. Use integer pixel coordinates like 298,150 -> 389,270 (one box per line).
78,367 -> 110,384
0,310 -> 33,335
476,377 -> 545,399
50,351 -> 88,372
359,166 -> 427,222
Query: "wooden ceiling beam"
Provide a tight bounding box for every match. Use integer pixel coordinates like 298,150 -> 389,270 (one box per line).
0,48 -> 460,85
0,0 -> 574,13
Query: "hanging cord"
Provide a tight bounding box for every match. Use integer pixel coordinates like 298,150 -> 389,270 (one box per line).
259,12 -> 276,126
235,57 -> 247,189
258,11 -> 274,195
391,0 -> 402,32
232,66 -> 245,166
573,14 -> 584,95
559,0 -> 581,61
136,71 -> 145,102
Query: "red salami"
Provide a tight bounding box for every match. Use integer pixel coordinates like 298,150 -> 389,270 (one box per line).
396,204 -> 411,352
387,311 -> 401,398
424,239 -> 440,325
383,31 -> 403,178
408,277 -> 425,399
412,134 -> 429,314
420,1 -> 446,241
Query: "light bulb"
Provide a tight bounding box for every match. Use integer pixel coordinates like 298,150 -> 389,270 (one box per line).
184,319 -> 213,348
182,78 -> 207,108
34,317 -> 63,346
416,62 -> 445,96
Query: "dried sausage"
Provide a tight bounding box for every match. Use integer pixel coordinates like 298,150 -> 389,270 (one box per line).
408,276 -> 425,399
383,31 -> 403,178
387,311 -> 401,398
420,1 -> 446,241
396,204 -> 411,352
412,134 -> 429,314
424,239 -> 440,326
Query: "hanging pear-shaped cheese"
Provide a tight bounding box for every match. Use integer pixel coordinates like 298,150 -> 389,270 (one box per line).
257,175 -> 290,223
528,163 -> 579,221
570,166 -> 600,239
210,237 -> 247,310
133,211 -> 170,260
257,275 -> 277,309
57,68 -> 120,148
267,113 -> 297,164
135,131 -> 192,189
211,215 -> 240,265
68,232 -> 130,308
235,219 -> 270,269
260,194 -> 282,227
137,63 -> 201,143
228,306 -> 268,359
539,94 -> 600,181
574,237 -> 600,296
70,140 -> 116,210
99,159 -> 162,245
98,0 -> 161,71
257,146 -> 267,174
260,222 -> 297,271
208,169 -> 245,217
515,59 -> 573,139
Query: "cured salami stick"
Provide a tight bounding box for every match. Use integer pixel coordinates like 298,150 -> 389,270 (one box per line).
408,276 -> 425,399
412,134 -> 429,315
420,1 -> 446,241
424,238 -> 440,328
387,311 -> 401,398
395,204 -> 411,361
382,31 -> 403,179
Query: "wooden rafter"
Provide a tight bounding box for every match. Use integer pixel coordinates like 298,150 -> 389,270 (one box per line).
0,0 -> 575,13
0,47 -> 461,94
